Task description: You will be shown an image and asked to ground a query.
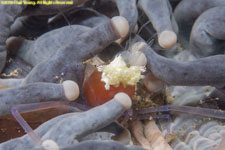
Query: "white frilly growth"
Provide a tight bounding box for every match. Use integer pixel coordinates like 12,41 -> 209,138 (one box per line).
97,55 -> 145,90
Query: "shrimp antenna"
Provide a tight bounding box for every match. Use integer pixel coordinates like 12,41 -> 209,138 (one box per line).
137,20 -> 150,35
56,6 -> 71,27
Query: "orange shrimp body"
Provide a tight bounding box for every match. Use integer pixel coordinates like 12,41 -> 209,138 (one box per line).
84,71 -> 135,107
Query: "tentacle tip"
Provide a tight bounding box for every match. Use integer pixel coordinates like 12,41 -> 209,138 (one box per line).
130,42 -> 147,52
129,51 -> 147,67
144,75 -> 165,92
129,42 -> 147,66
158,30 -> 177,49
111,16 -> 129,38
6,36 -> 25,52
114,92 -> 132,110
63,80 -> 80,101
42,140 -> 59,150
